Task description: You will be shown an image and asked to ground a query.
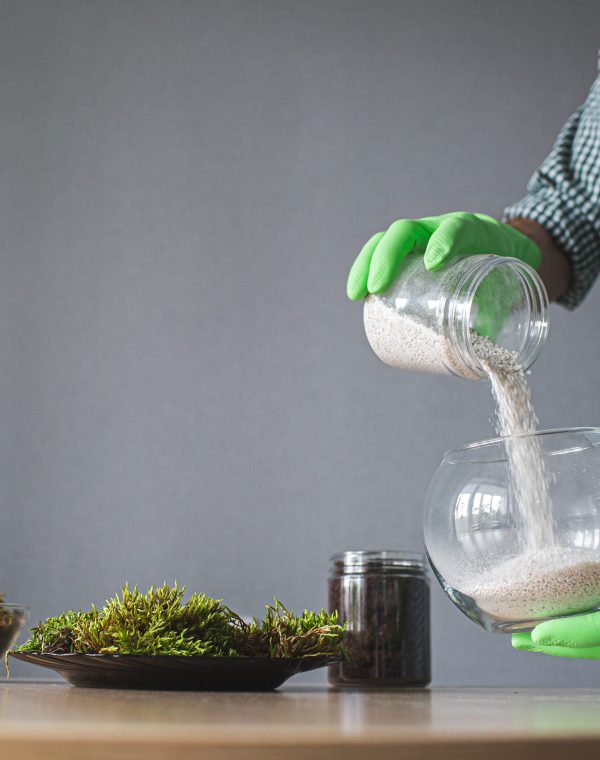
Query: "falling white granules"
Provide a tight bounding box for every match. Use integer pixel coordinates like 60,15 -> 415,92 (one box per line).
463,550 -> 600,620
481,359 -> 556,552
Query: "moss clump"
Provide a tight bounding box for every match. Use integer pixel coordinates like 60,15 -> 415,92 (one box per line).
234,600 -> 347,658
16,583 -> 345,659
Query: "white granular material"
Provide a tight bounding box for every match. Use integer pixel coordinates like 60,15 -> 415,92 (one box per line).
363,296 -> 477,378
469,332 -> 521,373
464,549 -> 600,620
478,349 -> 556,552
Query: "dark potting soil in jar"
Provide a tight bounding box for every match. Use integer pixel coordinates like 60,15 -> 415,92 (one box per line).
328,551 -> 430,688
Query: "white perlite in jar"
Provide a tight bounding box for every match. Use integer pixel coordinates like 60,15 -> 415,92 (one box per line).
363,297 -> 476,378
363,296 -> 520,380
363,297 -> 443,373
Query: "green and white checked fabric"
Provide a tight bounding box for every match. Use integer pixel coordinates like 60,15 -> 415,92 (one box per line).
505,56 -> 600,309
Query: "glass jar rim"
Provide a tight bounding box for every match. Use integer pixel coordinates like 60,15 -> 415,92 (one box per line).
442,254 -> 549,379
443,426 -> 600,464
330,550 -> 426,571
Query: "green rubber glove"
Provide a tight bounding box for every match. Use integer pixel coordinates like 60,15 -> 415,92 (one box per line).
512,612 -> 600,659
346,212 -> 541,300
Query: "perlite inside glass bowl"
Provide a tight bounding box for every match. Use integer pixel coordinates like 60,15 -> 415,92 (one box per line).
424,428 -> 600,632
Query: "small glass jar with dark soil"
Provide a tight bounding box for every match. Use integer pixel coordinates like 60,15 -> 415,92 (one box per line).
328,550 -> 430,688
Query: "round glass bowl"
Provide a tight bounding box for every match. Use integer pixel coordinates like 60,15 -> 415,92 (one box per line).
424,428 -> 600,632
0,604 -> 28,658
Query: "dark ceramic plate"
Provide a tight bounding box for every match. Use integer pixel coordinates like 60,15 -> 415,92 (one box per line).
9,651 -> 334,691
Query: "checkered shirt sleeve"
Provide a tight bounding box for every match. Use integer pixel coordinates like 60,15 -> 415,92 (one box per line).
504,60 -> 600,308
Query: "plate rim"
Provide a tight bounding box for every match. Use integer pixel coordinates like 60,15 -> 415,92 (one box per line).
10,651 -> 338,663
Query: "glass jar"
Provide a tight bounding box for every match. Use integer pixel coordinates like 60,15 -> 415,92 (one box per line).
363,253 -> 548,379
424,428 -> 600,633
328,550 -> 430,688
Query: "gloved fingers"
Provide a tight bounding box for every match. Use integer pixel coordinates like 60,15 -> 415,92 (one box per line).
532,611 -> 600,649
424,212 -> 542,271
512,632 -> 600,659
500,223 -> 542,270
367,220 -> 430,294
473,213 -> 497,224
520,239 -> 542,270
350,212 -> 542,299
511,632 -> 541,652
346,231 -> 385,300
527,643 -> 600,660
415,213 -> 455,230
424,213 -> 478,270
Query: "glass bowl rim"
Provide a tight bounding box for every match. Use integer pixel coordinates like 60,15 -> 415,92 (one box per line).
443,426 -> 600,464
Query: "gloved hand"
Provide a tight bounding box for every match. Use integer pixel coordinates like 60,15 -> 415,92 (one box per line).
512,612 -> 600,659
346,212 -> 541,300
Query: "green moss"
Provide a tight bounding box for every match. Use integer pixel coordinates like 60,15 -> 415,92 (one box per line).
235,600 -> 347,658
16,583 -> 345,659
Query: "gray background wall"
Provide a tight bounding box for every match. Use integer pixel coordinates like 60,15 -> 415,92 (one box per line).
1,0 -> 600,686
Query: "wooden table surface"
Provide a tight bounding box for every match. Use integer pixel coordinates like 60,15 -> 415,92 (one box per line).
1,682 -> 600,759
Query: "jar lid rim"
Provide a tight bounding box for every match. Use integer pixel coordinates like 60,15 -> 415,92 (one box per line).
330,550 -> 426,569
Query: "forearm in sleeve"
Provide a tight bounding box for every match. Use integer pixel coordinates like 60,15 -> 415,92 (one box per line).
504,72 -> 600,309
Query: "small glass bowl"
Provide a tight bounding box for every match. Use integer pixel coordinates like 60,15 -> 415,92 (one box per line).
424,428 -> 600,632
0,604 -> 29,659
